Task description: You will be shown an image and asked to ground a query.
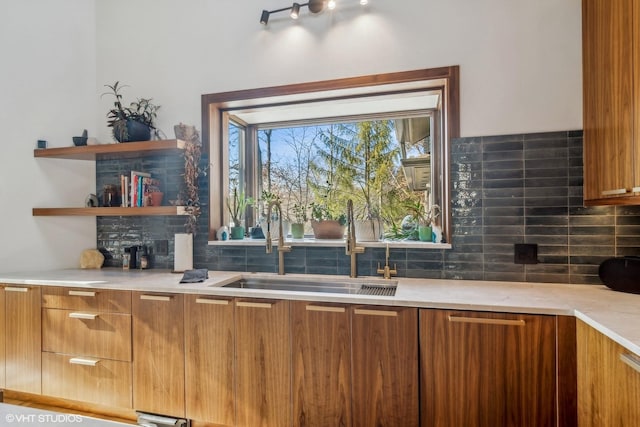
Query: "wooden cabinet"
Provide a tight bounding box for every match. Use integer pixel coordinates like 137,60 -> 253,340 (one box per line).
41,287 -> 132,408
235,299 -> 290,427
185,295 -> 235,426
4,285 -> 41,394
420,309 -> 556,427
582,0 -> 640,204
132,292 -> 185,418
577,319 -> 640,426
352,306 -> 419,427
291,301 -> 352,427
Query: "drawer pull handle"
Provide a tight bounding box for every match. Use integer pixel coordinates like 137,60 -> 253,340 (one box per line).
448,315 -> 526,326
237,301 -> 273,309
306,305 -> 346,313
68,290 -> 96,297
620,353 -> 640,373
195,298 -> 230,305
354,308 -> 398,317
140,295 -> 172,302
69,312 -> 98,320
601,188 -> 629,196
5,287 -> 29,293
69,357 -> 100,366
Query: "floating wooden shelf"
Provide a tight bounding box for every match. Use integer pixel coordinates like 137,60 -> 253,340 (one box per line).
33,139 -> 185,161
33,207 -> 188,217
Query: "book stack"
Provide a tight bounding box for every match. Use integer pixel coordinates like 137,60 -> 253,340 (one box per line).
120,171 -> 160,207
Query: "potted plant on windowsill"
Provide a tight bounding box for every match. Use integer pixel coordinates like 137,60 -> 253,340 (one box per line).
227,188 -> 254,240
405,199 -> 440,242
310,202 -> 347,239
290,203 -> 308,239
102,81 -> 160,142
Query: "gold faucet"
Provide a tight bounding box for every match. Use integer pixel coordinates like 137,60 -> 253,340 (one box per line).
266,201 -> 292,275
345,199 -> 365,278
377,244 -> 397,279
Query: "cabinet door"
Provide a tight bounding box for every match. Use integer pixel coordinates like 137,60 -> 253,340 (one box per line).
132,292 -> 185,417
5,285 -> 41,394
185,295 -> 235,426
577,320 -> 640,426
583,0 -> 636,201
291,301 -> 351,427
420,310 -> 556,427
352,306 -> 418,427
235,299 -> 290,427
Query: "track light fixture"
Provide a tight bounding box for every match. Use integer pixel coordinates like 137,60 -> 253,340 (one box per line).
260,0 -> 368,25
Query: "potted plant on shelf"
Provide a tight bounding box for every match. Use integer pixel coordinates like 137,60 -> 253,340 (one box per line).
102,81 -> 160,142
310,202 -> 347,239
227,188 -> 254,240
290,203 -> 308,239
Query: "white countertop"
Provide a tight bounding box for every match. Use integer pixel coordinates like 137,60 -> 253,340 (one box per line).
1,268 -> 639,356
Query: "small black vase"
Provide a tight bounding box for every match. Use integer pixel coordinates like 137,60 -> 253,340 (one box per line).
114,119 -> 151,142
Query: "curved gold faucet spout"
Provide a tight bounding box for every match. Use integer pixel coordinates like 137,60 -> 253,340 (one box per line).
346,199 -> 365,278
266,200 -> 292,275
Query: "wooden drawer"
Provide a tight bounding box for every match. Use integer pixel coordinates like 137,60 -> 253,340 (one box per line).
42,287 -> 131,313
42,308 -> 132,361
42,352 -> 132,409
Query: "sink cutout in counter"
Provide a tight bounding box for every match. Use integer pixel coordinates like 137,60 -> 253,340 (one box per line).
219,277 -> 397,296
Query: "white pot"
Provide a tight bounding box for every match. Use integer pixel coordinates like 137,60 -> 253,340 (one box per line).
269,220 -> 290,241
354,219 -> 383,242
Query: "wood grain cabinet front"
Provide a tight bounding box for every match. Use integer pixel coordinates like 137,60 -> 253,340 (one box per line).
132,292 -> 185,418
40,287 -> 132,408
577,319 -> 640,426
185,295 -> 235,426
291,301 -> 352,427
4,285 -> 41,394
582,0 -> 640,204
352,306 -> 419,427
420,309 -> 557,427
235,299 -> 291,427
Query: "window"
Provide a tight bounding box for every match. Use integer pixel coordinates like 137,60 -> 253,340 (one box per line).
203,67 -> 460,244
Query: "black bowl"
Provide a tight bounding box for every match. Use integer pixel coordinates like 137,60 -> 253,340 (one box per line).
73,136 -> 88,146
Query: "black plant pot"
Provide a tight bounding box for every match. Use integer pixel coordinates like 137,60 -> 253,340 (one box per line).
114,119 -> 151,142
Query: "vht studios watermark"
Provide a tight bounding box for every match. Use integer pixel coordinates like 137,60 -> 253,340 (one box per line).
5,413 -> 84,423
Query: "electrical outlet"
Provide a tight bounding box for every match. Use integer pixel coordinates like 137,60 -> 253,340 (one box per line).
514,243 -> 538,264
155,240 -> 169,256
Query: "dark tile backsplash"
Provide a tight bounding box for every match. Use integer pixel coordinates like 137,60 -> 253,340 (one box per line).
96,130 -> 640,285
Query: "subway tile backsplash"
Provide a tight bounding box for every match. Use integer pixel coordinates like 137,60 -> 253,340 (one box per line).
96,130 -> 640,285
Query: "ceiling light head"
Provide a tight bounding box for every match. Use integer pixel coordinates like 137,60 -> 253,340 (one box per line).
291,3 -> 301,19
308,0 -> 325,14
328,0 -> 336,10
260,10 -> 270,25
360,0 -> 368,4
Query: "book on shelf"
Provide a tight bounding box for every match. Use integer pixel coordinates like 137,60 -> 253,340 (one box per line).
129,171 -> 160,207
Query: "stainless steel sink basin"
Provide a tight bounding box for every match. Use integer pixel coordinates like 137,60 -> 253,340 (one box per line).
219,277 -> 397,296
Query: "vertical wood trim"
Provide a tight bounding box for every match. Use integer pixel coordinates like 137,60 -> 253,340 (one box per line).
556,315 -> 578,427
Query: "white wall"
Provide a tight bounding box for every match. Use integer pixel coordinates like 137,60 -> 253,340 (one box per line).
95,0 -> 582,140
0,1 -> 97,272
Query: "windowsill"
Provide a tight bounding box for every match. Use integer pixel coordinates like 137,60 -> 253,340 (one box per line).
208,238 -> 452,250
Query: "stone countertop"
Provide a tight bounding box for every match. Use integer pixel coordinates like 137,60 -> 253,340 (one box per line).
1,268 -> 639,356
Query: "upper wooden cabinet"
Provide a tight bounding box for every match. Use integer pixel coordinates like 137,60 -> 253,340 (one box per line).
577,319 -> 640,426
420,309 -> 557,427
582,0 -> 640,204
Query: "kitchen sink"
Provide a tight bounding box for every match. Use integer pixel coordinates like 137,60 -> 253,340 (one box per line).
219,277 -> 397,296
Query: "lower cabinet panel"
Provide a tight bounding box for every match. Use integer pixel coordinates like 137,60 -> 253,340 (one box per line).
42,352 -> 132,409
